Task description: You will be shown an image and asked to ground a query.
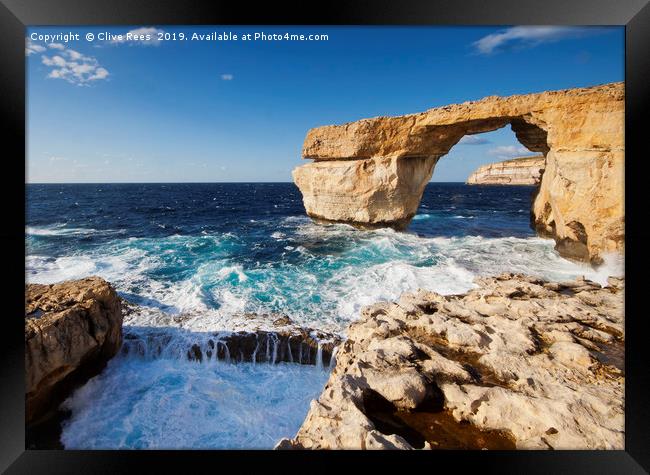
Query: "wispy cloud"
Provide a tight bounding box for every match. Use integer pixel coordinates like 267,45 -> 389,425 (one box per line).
220,74 -> 234,81
110,27 -> 165,46
487,145 -> 536,160
458,135 -> 491,145
473,26 -> 607,55
48,43 -> 65,50
40,46 -> 109,85
25,39 -> 46,56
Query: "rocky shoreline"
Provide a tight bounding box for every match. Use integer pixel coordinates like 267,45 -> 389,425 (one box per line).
25,277 -> 124,427
25,277 -> 341,448
26,272 -> 624,450
277,273 -> 624,450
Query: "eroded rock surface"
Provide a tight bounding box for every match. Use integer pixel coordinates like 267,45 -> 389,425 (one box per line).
293,82 -> 624,262
293,156 -> 436,229
25,277 -> 123,425
276,274 -> 624,450
466,155 -> 545,185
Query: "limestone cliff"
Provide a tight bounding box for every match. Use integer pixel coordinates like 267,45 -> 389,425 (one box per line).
466,155 -> 545,185
293,82 -> 624,263
277,274 -> 624,450
25,277 -> 123,425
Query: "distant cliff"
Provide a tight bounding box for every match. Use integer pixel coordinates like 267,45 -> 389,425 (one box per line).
466,156 -> 545,185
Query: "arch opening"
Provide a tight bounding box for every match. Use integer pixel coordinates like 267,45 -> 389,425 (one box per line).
429,119 -> 548,185
407,121 -> 549,242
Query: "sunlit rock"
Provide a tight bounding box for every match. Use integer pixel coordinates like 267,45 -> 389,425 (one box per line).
278,274 -> 624,450
293,82 -> 624,263
25,277 -> 123,425
466,155 -> 545,185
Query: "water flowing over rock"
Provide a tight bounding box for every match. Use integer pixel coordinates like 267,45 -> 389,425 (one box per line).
293,82 -> 624,263
466,156 -> 545,185
276,274 -> 624,450
185,329 -> 340,367
120,314 -> 341,368
25,277 -> 123,425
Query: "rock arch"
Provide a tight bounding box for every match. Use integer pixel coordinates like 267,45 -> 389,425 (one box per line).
293,82 -> 624,264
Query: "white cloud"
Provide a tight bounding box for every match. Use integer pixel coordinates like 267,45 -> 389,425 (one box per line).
220,74 -> 234,81
473,26 -> 603,55
42,55 -> 67,67
41,46 -> 109,85
89,67 -> 109,81
110,27 -> 165,46
487,145 -> 536,160
67,49 -> 84,61
29,37 -> 109,86
25,39 -> 46,56
458,135 -> 490,145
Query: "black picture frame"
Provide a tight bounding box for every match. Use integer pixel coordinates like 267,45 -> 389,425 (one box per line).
2,0 -> 648,472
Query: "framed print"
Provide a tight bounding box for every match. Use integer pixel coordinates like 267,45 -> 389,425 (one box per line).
1,0 -> 648,472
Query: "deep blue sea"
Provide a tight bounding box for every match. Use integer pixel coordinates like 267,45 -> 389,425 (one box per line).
26,183 -> 619,449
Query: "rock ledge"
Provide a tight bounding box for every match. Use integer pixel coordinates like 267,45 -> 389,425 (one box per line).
25,277 -> 123,425
277,273 -> 624,450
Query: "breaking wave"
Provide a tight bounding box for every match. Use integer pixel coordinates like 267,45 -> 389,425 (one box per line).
26,182 -> 624,449
27,223 -> 620,335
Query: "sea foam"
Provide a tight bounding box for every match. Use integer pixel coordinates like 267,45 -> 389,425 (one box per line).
26,183 -> 625,449
60,357 -> 329,449
27,226 -> 618,335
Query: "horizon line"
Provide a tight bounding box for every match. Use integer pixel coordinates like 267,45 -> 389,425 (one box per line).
25,180 -> 469,185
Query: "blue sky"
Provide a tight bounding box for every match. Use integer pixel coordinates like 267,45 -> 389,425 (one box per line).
26,26 -> 624,183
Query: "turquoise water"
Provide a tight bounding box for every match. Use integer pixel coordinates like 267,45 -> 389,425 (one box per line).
60,358 -> 329,449
26,183 -> 622,448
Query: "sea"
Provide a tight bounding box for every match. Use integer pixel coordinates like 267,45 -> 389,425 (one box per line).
25,182 -> 623,449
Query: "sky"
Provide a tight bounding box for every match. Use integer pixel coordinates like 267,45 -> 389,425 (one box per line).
26,26 -> 624,183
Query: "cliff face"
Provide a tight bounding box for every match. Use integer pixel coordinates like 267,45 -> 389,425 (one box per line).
277,274 -> 624,450
466,155 -> 545,185
293,82 -> 624,264
293,156 -> 436,229
25,277 -> 123,425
